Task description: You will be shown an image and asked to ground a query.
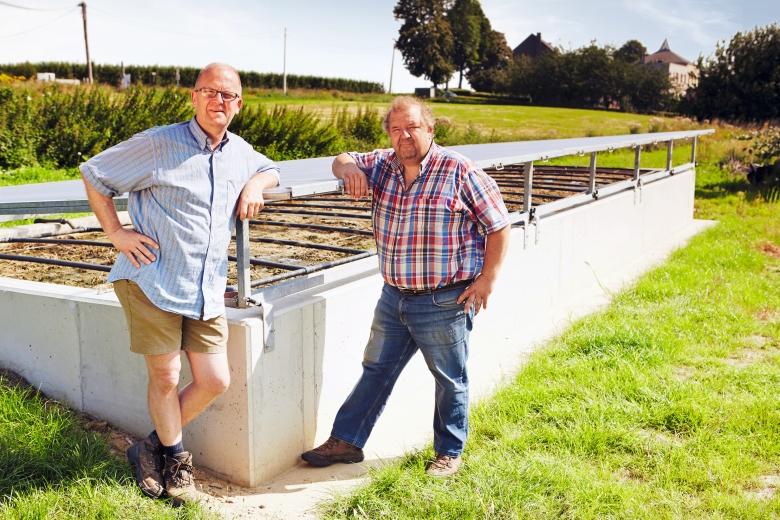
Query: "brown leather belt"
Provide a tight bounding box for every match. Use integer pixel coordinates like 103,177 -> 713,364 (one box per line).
394,279 -> 473,296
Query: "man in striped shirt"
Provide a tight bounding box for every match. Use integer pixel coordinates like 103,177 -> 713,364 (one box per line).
80,63 -> 279,502
302,96 -> 510,477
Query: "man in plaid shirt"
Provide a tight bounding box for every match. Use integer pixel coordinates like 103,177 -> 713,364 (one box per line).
301,96 -> 511,477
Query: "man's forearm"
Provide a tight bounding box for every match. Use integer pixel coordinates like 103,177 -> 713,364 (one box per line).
480,225 -> 511,281
248,170 -> 279,190
332,153 -> 361,179
81,174 -> 122,236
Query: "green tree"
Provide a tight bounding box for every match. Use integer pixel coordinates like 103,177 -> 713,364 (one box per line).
685,23 -> 780,121
614,40 -> 647,63
394,0 -> 455,88
446,0 -> 483,88
465,15 -> 512,90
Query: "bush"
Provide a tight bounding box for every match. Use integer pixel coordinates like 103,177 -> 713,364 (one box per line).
229,104 -> 343,160
0,62 -> 384,93
333,107 -> 385,151
751,126 -> 780,164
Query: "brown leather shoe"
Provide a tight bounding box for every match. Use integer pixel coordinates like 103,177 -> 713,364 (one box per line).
163,451 -> 199,505
301,436 -> 364,467
425,454 -> 462,477
126,434 -> 164,498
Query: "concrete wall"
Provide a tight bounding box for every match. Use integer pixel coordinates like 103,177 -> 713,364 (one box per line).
0,167 -> 710,486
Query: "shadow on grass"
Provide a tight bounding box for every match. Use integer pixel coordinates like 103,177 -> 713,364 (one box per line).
0,373 -> 130,503
695,177 -> 750,199
696,176 -> 780,203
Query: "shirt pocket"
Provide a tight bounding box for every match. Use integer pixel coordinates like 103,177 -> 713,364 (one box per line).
410,196 -> 463,236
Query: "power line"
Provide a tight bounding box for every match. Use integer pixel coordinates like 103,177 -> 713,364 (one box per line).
0,0 -> 70,11
88,5 -> 274,40
0,7 -> 77,40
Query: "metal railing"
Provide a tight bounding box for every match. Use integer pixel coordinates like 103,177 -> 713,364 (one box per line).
0,130 -> 714,308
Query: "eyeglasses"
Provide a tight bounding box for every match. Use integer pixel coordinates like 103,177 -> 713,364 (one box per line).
195,87 -> 240,102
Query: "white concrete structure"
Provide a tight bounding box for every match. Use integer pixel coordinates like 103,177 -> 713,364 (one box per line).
0,159 -> 711,486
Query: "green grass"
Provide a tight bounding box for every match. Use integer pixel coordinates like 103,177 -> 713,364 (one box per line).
0,166 -> 80,187
0,167 -> 85,227
0,373 -> 216,519
242,91 -> 701,143
323,152 -> 780,516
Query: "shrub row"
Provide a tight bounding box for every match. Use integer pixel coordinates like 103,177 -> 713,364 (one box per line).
0,62 -> 384,94
0,85 -> 390,169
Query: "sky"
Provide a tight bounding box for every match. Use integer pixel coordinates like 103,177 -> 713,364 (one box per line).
0,0 -> 777,93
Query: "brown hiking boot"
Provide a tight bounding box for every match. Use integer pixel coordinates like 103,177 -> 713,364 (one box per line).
163,451 -> 199,505
301,436 -> 364,467
425,454 -> 462,477
126,434 -> 164,498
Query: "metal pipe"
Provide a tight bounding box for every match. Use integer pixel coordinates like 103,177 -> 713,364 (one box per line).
249,252 -> 375,288
248,220 -> 373,236
0,253 -> 111,272
235,216 -> 251,308
3,238 -> 113,247
268,202 -> 371,211
248,237 -> 369,254
691,136 -> 698,165
666,140 -> 674,172
522,161 -> 534,213
633,146 -> 641,182
588,152 -> 597,196
228,255 -> 302,271
260,208 -> 372,220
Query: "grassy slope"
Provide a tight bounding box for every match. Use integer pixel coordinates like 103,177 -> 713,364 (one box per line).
241,92 -> 698,140
322,145 -> 780,517
0,373 -> 216,519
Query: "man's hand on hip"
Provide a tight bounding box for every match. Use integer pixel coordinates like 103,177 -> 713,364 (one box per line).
457,274 -> 496,316
107,228 -> 159,268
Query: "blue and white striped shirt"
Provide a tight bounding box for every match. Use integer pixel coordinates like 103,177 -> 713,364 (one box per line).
80,117 -> 279,320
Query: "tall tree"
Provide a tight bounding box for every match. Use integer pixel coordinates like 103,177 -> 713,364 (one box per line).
394,0 -> 455,88
465,15 -> 512,90
614,39 -> 647,63
685,23 -> 780,121
446,0 -> 483,88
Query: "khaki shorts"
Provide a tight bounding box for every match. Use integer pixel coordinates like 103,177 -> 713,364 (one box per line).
113,279 -> 228,356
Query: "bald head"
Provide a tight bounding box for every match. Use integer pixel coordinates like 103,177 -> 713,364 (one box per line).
195,63 -> 242,95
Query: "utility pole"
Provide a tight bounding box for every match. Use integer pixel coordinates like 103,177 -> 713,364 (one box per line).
282,27 -> 287,95
78,2 -> 93,84
388,41 -> 395,94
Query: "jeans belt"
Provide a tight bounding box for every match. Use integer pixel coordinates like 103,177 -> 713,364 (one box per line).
394,279 -> 473,296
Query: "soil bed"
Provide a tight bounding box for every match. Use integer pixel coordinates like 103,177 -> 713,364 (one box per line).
0,166 -> 636,289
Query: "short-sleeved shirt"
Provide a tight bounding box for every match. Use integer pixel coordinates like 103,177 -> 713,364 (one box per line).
349,143 -> 509,291
80,117 -> 280,320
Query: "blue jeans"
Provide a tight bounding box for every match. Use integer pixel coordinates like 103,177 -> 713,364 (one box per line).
331,283 -> 474,457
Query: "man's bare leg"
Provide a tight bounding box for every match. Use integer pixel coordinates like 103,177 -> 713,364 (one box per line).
180,350 -> 231,427
144,350 -> 230,442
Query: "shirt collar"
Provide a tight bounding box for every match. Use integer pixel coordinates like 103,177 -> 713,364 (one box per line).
188,117 -> 230,152
390,140 -> 438,174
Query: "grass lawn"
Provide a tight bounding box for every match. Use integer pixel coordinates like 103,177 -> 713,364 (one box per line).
0,371 -> 217,519
0,104 -> 774,518
322,148 -> 780,516
242,91 -> 701,142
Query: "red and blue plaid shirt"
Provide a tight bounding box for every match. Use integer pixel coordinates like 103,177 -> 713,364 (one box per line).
350,143 -> 510,291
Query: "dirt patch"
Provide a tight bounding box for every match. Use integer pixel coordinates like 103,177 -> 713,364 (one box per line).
724,338 -> 777,368
613,467 -> 644,483
759,241 -> 780,259
671,365 -> 695,381
745,474 -> 780,501
756,308 -> 779,323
